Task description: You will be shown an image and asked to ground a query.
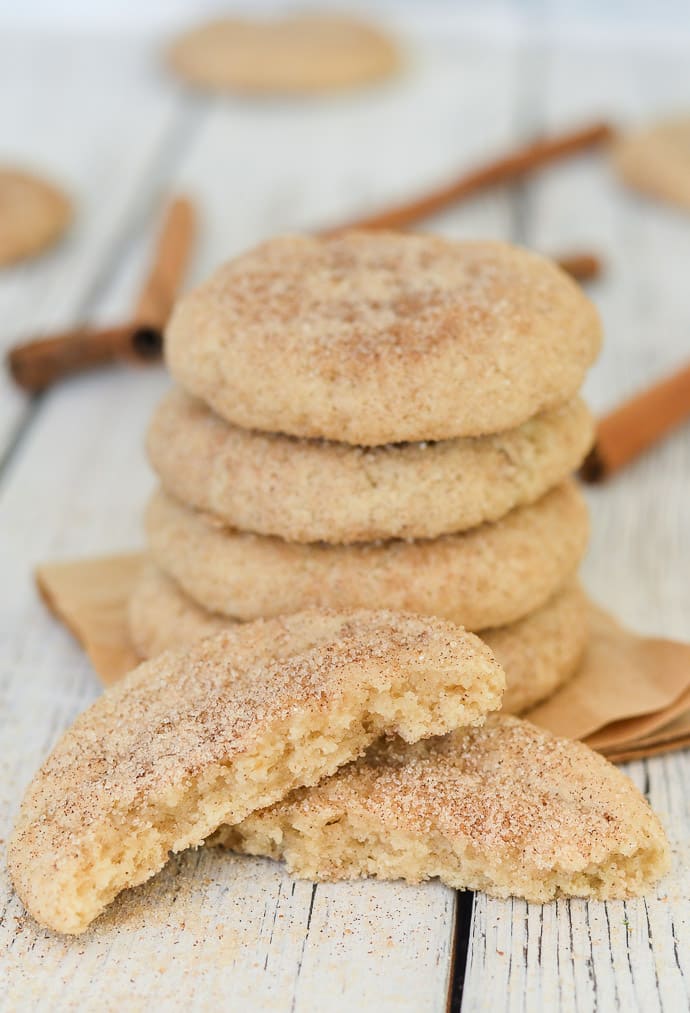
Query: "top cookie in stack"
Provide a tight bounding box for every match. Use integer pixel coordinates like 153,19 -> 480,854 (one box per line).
164,232 -> 599,446
136,232 -> 601,712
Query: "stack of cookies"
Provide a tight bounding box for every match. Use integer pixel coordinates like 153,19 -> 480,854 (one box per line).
132,232 -> 601,714
11,234 -> 673,940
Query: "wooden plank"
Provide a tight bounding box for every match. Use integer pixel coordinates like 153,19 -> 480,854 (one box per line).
462,43 -> 690,1013
0,35 -> 523,1011
172,37 -> 521,276
288,880 -> 456,1011
0,31 -> 187,455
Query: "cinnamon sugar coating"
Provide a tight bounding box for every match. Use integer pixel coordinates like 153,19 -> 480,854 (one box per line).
218,715 -> 670,902
128,563 -> 238,659
8,609 -> 503,935
128,565 -> 587,715
482,581 -> 588,713
165,234 -> 602,445
145,481 -> 589,629
147,388 -> 594,543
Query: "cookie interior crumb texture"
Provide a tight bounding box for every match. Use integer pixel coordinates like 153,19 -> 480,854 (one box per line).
217,716 -> 670,902
8,609 -> 504,935
147,388 -> 594,543
165,234 -> 602,444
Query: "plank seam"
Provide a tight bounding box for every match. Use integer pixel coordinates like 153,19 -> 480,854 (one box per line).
0,94 -> 207,490
453,29 -> 548,1011
448,893 -> 473,1013
290,884 -> 318,1013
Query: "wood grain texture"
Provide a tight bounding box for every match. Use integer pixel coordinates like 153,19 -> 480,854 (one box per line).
1,24 -> 688,1013
462,42 -> 690,1013
0,32 -> 190,455
0,34 -> 523,1012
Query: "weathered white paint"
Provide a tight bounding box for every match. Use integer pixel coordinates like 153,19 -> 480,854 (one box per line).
0,23 -> 688,1013
0,33 -> 187,453
0,32 -> 523,1012
462,43 -> 690,1013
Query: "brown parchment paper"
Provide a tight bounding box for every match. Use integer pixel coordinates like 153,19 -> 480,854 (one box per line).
36,554 -> 143,684
35,553 -> 690,762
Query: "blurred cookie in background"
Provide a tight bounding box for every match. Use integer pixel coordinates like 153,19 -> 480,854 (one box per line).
612,116 -> 690,211
167,12 -> 400,95
0,168 -> 71,267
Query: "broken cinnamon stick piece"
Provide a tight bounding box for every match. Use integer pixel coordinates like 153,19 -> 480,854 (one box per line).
321,121 -> 616,234
581,361 -> 690,482
6,324 -> 160,393
133,195 -> 196,332
6,195 -> 196,394
555,253 -> 601,282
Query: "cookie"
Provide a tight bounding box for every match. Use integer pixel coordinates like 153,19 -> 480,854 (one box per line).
165,234 -> 602,445
128,563 -> 236,660
8,609 -> 503,934
145,480 -> 588,630
129,565 -> 587,715
167,14 -> 399,95
148,388 -> 594,543
483,581 -> 588,713
612,117 -> 690,211
0,168 -> 71,266
217,715 -> 670,902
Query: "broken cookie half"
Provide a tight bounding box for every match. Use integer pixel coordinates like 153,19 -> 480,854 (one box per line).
9,608 -> 503,935
218,715 -> 670,902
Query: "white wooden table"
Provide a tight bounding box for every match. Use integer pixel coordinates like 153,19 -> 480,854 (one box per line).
0,18 -> 689,1012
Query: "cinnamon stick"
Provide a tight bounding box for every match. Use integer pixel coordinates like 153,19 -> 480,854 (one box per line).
555,252 -> 602,283
7,324 -> 162,394
7,196 -> 196,393
321,121 -> 615,234
8,132 -> 605,394
132,195 -> 196,333
581,361 -> 690,482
